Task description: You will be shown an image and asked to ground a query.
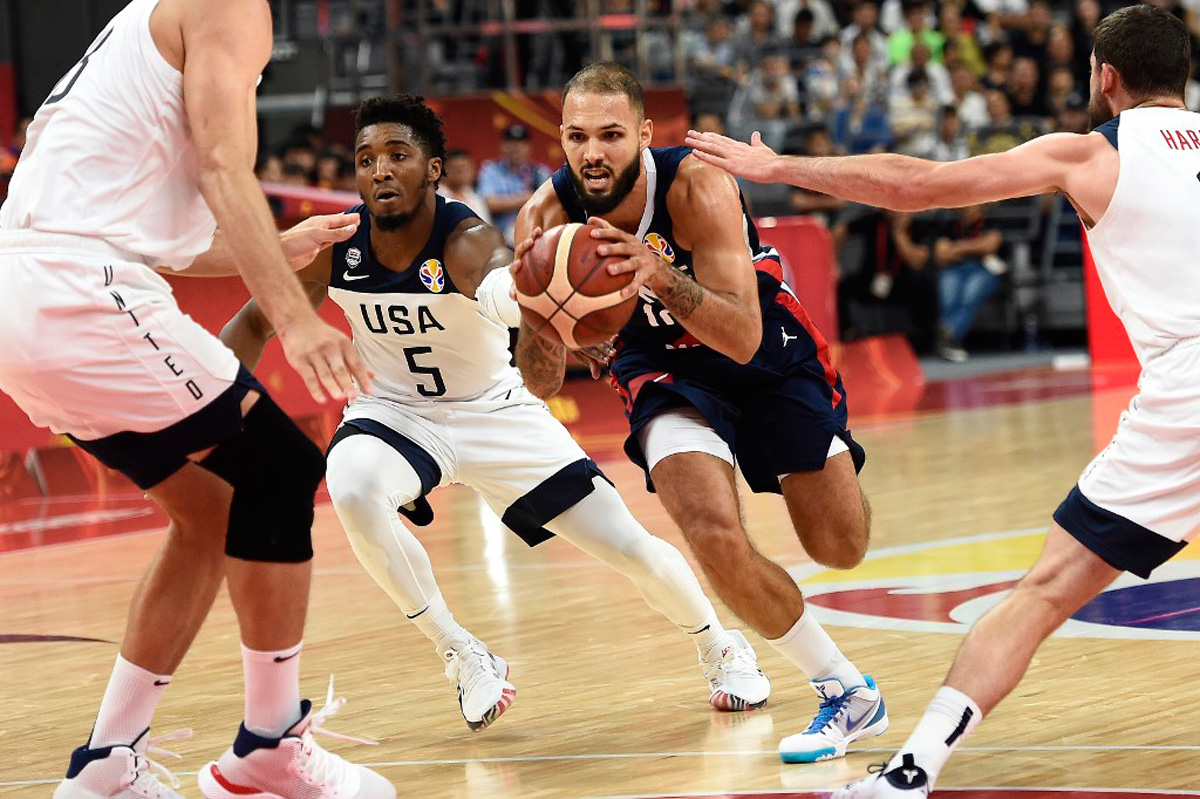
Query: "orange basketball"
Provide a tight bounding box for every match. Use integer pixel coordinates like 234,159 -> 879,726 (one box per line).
512,223 -> 638,348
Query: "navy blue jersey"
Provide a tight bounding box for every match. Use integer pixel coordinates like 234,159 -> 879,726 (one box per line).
328,195 -> 523,401
551,147 -> 863,492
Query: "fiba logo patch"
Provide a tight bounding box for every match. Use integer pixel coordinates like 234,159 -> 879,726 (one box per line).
419,259 -> 445,293
643,233 -> 675,263
346,247 -> 362,268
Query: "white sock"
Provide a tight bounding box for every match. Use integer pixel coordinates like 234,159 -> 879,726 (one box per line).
242,642 -> 303,737
90,654 -> 170,748
768,609 -> 865,688
407,592 -> 471,656
887,686 -> 982,787
687,615 -> 728,655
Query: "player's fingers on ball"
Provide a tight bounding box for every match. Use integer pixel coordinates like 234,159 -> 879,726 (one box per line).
586,216 -> 615,230
605,256 -> 640,275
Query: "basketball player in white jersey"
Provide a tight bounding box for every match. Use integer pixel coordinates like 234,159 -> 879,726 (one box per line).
221,95 -> 771,732
688,4 -> 1198,795
0,1 -> 392,798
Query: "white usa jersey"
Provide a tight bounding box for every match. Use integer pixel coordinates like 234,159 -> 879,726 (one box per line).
328,197 -> 523,403
1087,107 -> 1200,363
0,0 -> 215,268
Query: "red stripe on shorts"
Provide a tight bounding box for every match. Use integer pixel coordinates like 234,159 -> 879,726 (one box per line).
773,290 -> 842,408
755,257 -> 784,282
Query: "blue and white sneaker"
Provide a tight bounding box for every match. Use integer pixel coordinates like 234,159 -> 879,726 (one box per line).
779,675 -> 888,763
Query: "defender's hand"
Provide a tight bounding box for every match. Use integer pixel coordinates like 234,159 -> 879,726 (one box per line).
281,213 -> 360,271
589,217 -> 667,299
683,130 -> 781,184
277,313 -> 374,403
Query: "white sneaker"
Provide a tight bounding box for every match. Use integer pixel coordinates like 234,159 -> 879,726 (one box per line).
444,639 -> 516,731
832,754 -> 931,797
198,678 -> 394,799
701,629 -> 771,712
54,729 -> 191,799
779,675 -> 888,763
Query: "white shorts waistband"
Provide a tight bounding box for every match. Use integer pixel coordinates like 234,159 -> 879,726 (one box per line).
0,230 -> 151,265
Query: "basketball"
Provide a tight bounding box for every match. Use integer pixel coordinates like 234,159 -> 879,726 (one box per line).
512,223 -> 638,348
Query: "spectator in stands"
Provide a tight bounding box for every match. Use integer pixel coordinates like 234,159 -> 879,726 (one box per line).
839,31 -> 888,106
314,151 -> 343,190
931,105 -> 969,160
478,123 -> 552,245
974,0 -> 1030,33
888,0 -> 944,66
831,73 -> 893,152
1005,56 -> 1049,121
890,69 -> 940,156
788,126 -> 847,220
803,37 -> 843,118
686,16 -> 739,88
1069,0 -> 1101,78
1008,0 -> 1051,62
1045,65 -> 1078,116
783,8 -> 822,69
733,0 -> 783,73
281,139 -> 318,182
1044,23 -> 1080,86
438,149 -> 492,224
255,154 -> 284,183
838,0 -> 890,73
280,162 -> 311,187
692,111 -> 728,134
950,62 -> 991,129
932,205 -> 1006,362
890,40 -> 954,105
980,40 -> 1013,90
880,0 -> 936,35
334,158 -> 358,193
729,51 -> 802,147
938,1 -> 985,75
776,0 -> 841,39
1055,90 -> 1089,134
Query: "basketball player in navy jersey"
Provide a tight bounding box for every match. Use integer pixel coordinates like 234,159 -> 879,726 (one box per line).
688,5 -> 1200,796
0,1 -> 390,798
222,95 -> 771,733
513,63 -> 888,763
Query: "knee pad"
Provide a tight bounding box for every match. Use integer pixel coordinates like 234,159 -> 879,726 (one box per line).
200,393 -> 325,563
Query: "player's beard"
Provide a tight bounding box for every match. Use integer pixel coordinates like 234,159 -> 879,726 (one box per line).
1088,92 -> 1114,130
373,175 -> 431,231
569,152 -> 642,217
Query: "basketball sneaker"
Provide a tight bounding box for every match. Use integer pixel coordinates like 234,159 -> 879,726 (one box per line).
198,679 -> 394,799
778,675 -> 888,763
701,629 -> 771,711
444,638 -> 516,731
54,728 -> 191,799
831,754 -> 931,797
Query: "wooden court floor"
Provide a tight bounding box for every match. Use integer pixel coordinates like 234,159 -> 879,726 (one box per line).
1,369 -> 1198,798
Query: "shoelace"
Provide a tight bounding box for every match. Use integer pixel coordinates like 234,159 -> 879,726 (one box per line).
131,729 -> 193,794
450,642 -> 501,700
804,692 -> 851,734
295,677 -> 378,789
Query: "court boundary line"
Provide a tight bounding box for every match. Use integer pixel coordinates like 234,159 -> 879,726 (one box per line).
593,789 -> 1200,799
5,746 -> 1200,788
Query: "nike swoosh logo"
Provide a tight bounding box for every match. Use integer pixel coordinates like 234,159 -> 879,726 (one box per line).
343,271 -> 370,281
154,679 -> 170,686
846,702 -> 876,729
274,651 -> 300,663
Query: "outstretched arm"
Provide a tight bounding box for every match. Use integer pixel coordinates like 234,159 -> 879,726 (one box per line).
165,213 -> 360,277
685,129 -> 1112,220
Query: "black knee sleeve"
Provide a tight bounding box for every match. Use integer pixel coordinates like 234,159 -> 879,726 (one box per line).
200,393 -> 325,563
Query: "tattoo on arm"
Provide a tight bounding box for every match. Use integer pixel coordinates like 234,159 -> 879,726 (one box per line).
655,266 -> 704,320
517,324 -> 565,396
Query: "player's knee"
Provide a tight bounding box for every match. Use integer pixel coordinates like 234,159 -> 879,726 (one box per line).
200,394 -> 324,563
684,514 -> 753,574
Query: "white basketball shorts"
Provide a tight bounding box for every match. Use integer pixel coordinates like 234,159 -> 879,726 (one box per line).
334,384 -> 608,546
0,232 -> 242,439
1054,338 -> 1200,577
